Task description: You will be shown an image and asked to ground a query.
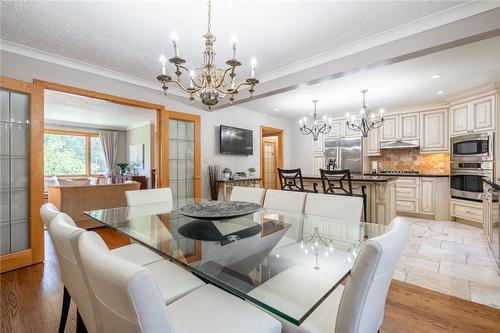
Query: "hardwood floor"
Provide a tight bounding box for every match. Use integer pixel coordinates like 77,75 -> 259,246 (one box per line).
1,229 -> 500,333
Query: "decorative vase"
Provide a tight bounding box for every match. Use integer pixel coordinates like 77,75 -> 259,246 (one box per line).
249,171 -> 255,177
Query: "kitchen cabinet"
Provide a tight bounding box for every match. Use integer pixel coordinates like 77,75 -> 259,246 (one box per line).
381,114 -> 419,141
344,123 -> 362,137
419,178 -> 435,214
483,182 -> 493,238
312,133 -> 325,154
326,120 -> 343,139
451,198 -> 483,223
395,177 -> 419,213
450,94 -> 495,136
420,109 -> 448,153
311,155 -> 325,177
366,126 -> 380,156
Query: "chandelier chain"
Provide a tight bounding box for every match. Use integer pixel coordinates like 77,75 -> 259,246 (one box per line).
207,0 -> 212,33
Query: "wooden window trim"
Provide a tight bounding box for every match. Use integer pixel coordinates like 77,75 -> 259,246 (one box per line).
44,129 -> 105,177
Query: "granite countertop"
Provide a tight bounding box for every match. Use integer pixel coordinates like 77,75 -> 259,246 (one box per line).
483,178 -> 500,191
217,177 -> 262,183
302,174 -> 397,183
364,173 -> 450,178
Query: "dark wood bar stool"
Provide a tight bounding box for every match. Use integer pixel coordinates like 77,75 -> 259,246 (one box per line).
319,168 -> 368,222
277,168 -> 318,193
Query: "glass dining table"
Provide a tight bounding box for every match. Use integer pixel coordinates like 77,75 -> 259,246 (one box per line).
84,199 -> 386,326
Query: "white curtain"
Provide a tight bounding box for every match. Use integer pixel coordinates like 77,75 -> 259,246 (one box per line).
98,130 -> 118,176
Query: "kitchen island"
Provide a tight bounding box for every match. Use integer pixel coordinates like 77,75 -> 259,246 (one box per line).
302,174 -> 397,225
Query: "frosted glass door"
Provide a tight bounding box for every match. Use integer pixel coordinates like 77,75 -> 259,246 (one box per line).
169,119 -> 195,208
0,89 -> 30,255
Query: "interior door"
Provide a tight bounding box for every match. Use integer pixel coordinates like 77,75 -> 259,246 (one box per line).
167,111 -> 201,208
263,140 -> 277,189
0,77 -> 44,273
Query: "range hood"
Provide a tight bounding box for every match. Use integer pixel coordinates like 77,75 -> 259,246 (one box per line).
380,139 -> 420,149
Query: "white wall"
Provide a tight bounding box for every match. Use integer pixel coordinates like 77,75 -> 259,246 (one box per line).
1,51 -> 292,198
126,123 -> 152,187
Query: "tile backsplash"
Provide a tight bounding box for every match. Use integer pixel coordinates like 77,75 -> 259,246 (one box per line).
369,149 -> 450,175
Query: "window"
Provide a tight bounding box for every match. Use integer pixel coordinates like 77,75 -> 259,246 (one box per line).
44,130 -> 107,176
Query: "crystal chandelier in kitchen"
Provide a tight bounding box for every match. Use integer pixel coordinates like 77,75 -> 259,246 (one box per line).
345,90 -> 384,137
299,100 -> 332,141
156,0 -> 259,109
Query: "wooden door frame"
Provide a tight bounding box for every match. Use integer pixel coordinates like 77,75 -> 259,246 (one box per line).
260,126 -> 284,189
0,76 -> 44,273
165,111 -> 202,199
32,80 -> 169,188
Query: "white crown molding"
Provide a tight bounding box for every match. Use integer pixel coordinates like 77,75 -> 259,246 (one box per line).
44,119 -> 128,132
446,83 -> 499,104
258,1 -> 500,83
0,39 -> 186,98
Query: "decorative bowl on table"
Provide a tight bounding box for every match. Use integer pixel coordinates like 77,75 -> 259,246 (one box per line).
178,200 -> 262,220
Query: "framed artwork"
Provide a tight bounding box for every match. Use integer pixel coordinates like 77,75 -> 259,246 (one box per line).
129,144 -> 144,170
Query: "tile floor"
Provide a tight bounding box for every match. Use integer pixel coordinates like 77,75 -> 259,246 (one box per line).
394,216 -> 500,309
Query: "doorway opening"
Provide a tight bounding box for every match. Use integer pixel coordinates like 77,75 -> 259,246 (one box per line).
260,126 -> 284,189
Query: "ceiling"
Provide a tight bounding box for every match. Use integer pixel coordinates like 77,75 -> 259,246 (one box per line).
242,35 -> 500,119
1,1 -> 499,114
44,90 -> 156,130
0,1 -> 475,83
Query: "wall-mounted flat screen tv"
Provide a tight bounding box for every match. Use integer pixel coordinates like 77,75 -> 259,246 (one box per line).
220,125 -> 253,155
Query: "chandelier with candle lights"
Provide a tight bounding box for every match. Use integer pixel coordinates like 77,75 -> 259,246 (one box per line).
156,0 -> 259,109
345,90 -> 384,137
299,100 -> 332,141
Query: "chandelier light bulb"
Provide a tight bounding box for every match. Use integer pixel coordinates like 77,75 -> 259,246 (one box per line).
322,115 -> 327,121
231,34 -> 238,59
345,112 -> 350,119
170,31 -> 179,57
250,57 -> 257,78
328,117 -> 332,124
379,108 -> 385,115
159,54 -> 167,74
360,108 -> 365,115
371,113 -> 375,120
189,69 -> 195,88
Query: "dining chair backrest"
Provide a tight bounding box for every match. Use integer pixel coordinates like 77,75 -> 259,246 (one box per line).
304,193 -> 363,221
125,187 -> 173,206
49,213 -> 98,333
76,231 -> 174,333
335,217 -> 409,333
230,186 -> 266,205
277,168 -> 305,192
263,189 -> 307,213
40,203 -> 60,231
320,169 -> 353,195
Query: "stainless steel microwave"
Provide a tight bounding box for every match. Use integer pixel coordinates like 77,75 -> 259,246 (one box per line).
451,132 -> 494,162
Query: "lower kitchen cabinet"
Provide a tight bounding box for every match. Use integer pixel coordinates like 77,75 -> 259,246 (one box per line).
450,198 -> 483,224
396,177 -> 449,220
419,178 -> 435,214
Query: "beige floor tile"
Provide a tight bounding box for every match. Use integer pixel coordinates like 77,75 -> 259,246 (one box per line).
417,244 -> 466,264
392,265 -> 408,281
398,253 -> 440,272
439,261 -> 500,287
422,230 -> 463,243
462,236 -> 490,247
465,252 -> 497,266
407,236 -> 442,247
440,241 -> 490,256
405,267 -> 471,300
470,281 -> 500,309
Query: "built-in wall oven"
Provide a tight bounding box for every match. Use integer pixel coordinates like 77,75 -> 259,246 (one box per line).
450,132 -> 494,201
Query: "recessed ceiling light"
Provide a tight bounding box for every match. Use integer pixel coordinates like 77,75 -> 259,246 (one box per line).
274,108 -> 279,111
431,74 -> 442,79
436,90 -> 444,95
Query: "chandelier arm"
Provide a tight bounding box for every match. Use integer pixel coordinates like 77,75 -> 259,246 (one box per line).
215,67 -> 234,88
299,126 -> 313,136
167,79 -> 201,94
216,86 -> 237,95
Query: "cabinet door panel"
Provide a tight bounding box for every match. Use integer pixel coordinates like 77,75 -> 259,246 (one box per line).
345,122 -> 362,137
472,95 -> 495,132
366,126 -> 380,156
450,103 -> 469,136
381,116 -> 398,141
312,155 -> 325,177
419,178 -> 435,214
420,109 -> 448,152
399,114 -> 419,140
327,120 -> 342,138
312,133 -> 325,154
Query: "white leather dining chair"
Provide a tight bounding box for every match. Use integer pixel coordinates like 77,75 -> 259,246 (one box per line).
47,210 -> 206,332
304,193 -> 363,221
300,217 -> 409,333
125,187 -> 173,206
76,231 -> 282,333
230,186 -> 266,205
263,189 -> 307,213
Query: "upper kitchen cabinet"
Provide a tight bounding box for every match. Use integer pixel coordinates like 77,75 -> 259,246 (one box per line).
381,114 -> 419,141
450,94 -> 495,136
420,109 -> 448,153
312,132 -> 325,154
326,120 -> 342,139
366,126 -> 381,156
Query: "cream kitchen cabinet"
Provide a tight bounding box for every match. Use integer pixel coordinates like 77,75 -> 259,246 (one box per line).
311,155 -> 325,177
420,109 -> 448,153
312,133 -> 325,154
451,198 -> 483,223
381,114 -> 419,141
366,126 -> 380,156
450,94 -> 495,136
326,120 -> 361,139
419,178 -> 435,214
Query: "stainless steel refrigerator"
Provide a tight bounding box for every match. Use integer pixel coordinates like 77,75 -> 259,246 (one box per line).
324,137 -> 363,174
